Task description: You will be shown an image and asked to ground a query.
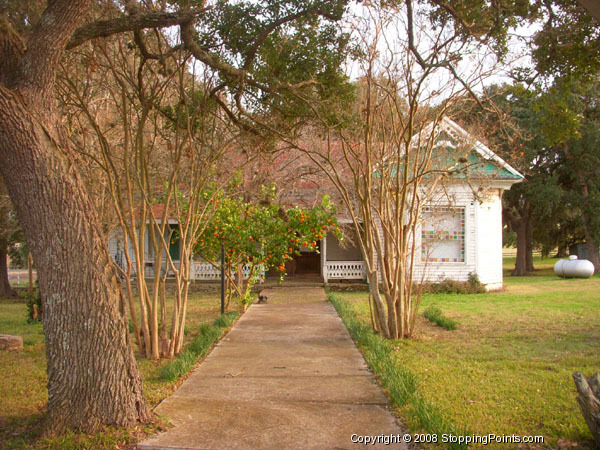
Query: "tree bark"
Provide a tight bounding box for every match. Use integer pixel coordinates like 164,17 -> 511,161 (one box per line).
572,371 -> 600,447
512,216 -> 528,276
563,142 -> 600,273
0,0 -> 149,434
508,199 -> 533,277
28,252 -> 33,295
0,240 -> 18,298
585,240 -> 600,273
366,270 -> 389,337
575,186 -> 599,272
526,213 -> 535,272
0,88 -> 151,434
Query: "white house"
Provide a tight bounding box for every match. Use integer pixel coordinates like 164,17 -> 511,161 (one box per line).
108,223 -> 249,282
318,118 -> 523,290
108,118 -> 523,290
107,208 -> 235,281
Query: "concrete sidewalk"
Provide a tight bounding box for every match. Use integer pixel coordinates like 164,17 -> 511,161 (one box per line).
138,288 -> 407,450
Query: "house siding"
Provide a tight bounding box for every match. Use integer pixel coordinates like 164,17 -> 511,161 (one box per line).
107,228 -> 138,272
326,234 -> 363,261
475,189 -> 503,288
413,183 -> 477,283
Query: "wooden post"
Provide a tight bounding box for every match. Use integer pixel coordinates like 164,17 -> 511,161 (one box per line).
28,253 -> 33,295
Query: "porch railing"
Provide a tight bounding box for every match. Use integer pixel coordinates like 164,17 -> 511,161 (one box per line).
191,261 -> 221,280
324,261 -> 366,281
121,258 -> 263,282
190,261 -> 263,281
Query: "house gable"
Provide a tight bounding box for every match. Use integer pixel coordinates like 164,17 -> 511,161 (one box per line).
435,117 -> 524,181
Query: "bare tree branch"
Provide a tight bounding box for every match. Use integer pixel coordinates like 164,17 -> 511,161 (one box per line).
405,0 -> 483,107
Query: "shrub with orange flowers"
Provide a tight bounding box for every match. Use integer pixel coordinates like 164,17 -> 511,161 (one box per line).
193,193 -> 341,308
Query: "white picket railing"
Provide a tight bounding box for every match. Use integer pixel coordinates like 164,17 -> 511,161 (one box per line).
130,258 -> 366,282
128,259 -> 263,281
191,261 -> 221,280
190,261 -> 263,281
324,261 -> 366,281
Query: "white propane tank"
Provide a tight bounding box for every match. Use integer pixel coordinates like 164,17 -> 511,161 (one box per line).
554,255 -> 595,278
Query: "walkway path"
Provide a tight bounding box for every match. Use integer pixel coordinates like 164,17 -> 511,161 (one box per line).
138,287 -> 407,449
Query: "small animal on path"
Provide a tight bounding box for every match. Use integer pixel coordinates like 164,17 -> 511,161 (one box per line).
257,291 -> 268,303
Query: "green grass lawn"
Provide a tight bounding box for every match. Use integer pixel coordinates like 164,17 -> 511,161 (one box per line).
0,291 -> 234,449
331,256 -> 600,449
2,256 -> 598,449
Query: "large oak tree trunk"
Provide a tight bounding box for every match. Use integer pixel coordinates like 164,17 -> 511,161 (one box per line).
509,201 -> 533,277
526,214 -> 535,272
585,239 -> 600,273
0,0 -> 149,434
0,87 -> 150,434
512,216 -> 528,276
563,142 -> 600,273
0,239 -> 18,298
574,177 -> 600,273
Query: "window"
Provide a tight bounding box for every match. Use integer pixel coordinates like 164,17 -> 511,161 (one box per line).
421,206 -> 465,263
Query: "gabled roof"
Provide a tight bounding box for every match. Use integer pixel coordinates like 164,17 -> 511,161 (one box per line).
426,117 -> 524,181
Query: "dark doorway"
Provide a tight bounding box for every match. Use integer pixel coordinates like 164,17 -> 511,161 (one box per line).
168,224 -> 180,261
294,252 -> 320,275
266,241 -> 322,279
291,241 -> 321,277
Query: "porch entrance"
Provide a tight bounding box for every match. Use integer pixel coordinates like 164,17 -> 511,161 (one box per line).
291,240 -> 321,278
267,241 -> 322,280
168,224 -> 180,261
294,243 -> 321,276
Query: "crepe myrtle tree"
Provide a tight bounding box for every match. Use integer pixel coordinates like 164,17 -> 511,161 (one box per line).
194,189 -> 340,309
0,0 -> 349,434
57,29 -> 247,360
271,0 -> 533,339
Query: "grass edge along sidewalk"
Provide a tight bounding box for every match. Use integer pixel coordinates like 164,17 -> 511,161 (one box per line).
160,311 -> 239,381
328,293 -> 468,450
1,307 -> 241,450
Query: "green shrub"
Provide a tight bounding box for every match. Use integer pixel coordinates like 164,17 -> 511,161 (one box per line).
423,306 -> 457,331
422,272 -> 486,295
467,272 -> 485,292
160,312 -> 239,381
25,290 -> 42,323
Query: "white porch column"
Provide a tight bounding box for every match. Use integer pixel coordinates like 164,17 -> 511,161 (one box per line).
321,237 -> 327,283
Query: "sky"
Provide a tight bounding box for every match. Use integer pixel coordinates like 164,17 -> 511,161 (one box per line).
341,2 -> 540,102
